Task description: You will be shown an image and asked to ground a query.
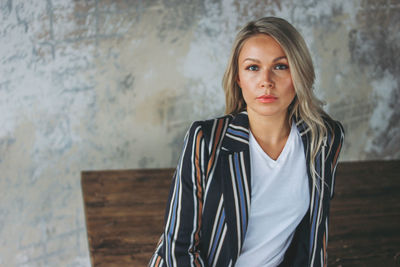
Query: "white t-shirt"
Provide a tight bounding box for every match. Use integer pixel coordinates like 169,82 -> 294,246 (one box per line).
235,121 -> 310,267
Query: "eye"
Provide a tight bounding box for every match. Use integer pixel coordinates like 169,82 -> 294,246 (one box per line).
246,65 -> 259,71
274,64 -> 289,70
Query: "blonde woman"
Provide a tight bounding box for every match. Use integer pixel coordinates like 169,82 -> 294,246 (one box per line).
149,17 -> 344,267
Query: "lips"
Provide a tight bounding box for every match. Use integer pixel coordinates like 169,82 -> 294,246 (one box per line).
256,95 -> 278,103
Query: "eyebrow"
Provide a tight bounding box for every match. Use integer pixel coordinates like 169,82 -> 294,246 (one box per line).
242,56 -> 287,63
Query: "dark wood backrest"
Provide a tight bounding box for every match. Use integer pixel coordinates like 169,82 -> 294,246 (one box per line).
81,161 -> 400,266
81,169 -> 173,266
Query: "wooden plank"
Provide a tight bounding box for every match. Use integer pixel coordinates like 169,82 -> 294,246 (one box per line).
82,160 -> 400,266
82,168 -> 173,267
328,160 -> 400,266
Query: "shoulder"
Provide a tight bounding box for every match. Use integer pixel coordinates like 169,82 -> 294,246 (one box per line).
322,116 -> 345,140
322,115 -> 345,158
186,114 -> 233,139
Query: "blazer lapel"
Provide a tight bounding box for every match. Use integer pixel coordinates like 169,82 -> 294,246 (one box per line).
294,117 -> 314,220
219,111 -> 252,262
295,116 -> 327,264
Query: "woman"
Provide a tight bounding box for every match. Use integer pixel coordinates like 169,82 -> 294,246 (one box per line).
149,17 -> 344,267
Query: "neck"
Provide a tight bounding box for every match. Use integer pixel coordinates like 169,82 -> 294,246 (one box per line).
247,109 -> 291,145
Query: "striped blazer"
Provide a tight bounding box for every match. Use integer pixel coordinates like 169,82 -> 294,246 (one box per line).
149,111 -> 344,267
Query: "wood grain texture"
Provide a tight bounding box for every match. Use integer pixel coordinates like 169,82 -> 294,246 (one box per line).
81,169 -> 173,267
81,160 -> 400,267
328,160 -> 400,267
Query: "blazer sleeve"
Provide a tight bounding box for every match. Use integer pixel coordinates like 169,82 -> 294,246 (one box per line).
328,120 -> 345,200
149,121 -> 209,267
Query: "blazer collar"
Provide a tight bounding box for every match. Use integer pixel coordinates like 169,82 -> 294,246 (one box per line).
220,110 -> 311,153
221,111 -> 250,153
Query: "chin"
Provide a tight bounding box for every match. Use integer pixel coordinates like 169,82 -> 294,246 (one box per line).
248,106 -> 289,118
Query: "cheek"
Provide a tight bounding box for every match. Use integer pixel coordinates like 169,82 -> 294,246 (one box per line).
237,70 -> 246,87
240,85 -> 258,107
240,86 -> 251,104
237,72 -> 252,100
238,77 -> 256,95
282,77 -> 295,94
287,84 -> 296,103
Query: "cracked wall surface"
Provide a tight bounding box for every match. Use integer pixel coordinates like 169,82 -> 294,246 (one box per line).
0,0 -> 399,266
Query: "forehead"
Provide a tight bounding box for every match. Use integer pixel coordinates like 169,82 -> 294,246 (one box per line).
239,34 -> 286,60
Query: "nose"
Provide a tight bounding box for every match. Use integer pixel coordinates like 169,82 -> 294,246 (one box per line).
260,69 -> 274,89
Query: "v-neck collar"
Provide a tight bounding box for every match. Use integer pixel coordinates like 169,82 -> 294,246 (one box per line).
249,120 -> 296,167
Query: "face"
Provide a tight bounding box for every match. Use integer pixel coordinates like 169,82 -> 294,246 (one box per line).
237,34 -> 295,120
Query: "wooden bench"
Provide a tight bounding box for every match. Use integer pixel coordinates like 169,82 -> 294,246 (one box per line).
81,160 -> 400,266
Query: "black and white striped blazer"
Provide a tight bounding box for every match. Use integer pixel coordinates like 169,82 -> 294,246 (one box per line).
149,110 -> 344,267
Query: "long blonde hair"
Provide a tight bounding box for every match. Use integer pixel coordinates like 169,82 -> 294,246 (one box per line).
223,17 -> 330,188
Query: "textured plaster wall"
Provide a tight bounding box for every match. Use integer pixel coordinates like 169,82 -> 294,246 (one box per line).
0,0 -> 399,266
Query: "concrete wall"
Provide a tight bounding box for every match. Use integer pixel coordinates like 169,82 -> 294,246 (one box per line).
0,0 -> 398,266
